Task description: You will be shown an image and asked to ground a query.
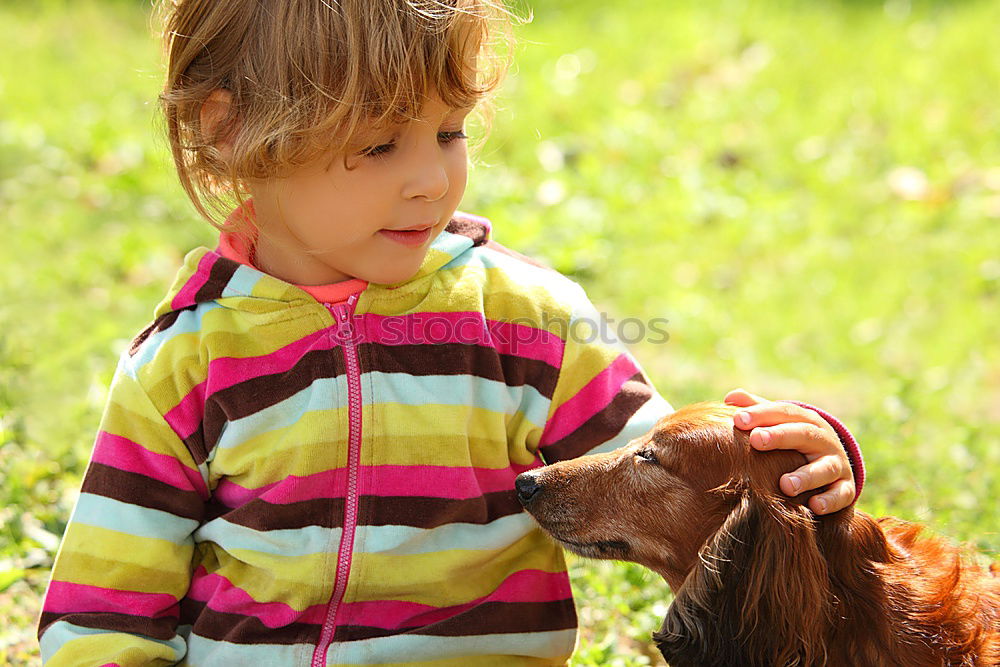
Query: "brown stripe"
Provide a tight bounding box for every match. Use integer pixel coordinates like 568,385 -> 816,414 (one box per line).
363,491 -> 523,529
334,599 -> 578,641
193,256 -> 240,304
445,216 -> 489,247
181,598 -> 319,645
541,374 -> 655,463
206,497 -> 344,531
204,492 -> 522,532
82,463 -> 204,521
128,310 -> 182,357
365,342 -> 559,399
199,404 -> 224,464
38,610 -> 178,641
182,423 -> 209,467
192,348 -> 345,462
208,348 -> 345,423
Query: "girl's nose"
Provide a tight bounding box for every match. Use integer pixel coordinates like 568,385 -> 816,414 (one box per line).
402,149 -> 450,202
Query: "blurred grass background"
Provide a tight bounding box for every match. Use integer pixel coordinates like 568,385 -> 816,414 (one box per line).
1,0 -> 998,664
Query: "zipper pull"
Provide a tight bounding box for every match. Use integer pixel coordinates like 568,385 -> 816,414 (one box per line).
327,300 -> 357,345
336,309 -> 353,342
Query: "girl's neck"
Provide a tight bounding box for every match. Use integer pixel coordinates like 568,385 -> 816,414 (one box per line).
253,233 -> 354,286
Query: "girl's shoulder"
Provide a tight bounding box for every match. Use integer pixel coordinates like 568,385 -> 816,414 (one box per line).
442,213 -> 593,316
123,247 -> 316,387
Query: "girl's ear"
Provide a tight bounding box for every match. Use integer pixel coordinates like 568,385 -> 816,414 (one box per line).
199,89 -> 235,159
653,491 -> 830,667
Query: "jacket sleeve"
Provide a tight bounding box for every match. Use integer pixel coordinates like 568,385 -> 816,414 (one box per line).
531,282 -> 672,464
38,352 -> 208,666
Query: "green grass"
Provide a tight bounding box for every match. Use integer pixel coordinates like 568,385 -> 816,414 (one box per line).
2,0 -> 999,664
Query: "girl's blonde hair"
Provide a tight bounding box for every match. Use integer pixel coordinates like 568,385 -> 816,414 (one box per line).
156,0 -> 515,227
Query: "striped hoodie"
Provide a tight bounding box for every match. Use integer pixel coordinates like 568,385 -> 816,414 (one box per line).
39,213 -> 673,666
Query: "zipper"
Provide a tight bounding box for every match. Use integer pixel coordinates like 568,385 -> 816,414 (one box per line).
312,293 -> 363,667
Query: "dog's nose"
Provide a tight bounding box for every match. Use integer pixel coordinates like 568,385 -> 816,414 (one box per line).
515,472 -> 541,505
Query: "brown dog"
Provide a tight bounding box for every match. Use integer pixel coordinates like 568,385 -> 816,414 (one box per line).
516,401 -> 1000,666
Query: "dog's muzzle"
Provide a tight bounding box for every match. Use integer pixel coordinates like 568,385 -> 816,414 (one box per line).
514,471 -> 542,505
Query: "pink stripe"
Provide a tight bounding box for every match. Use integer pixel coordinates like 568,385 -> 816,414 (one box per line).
540,353 -> 642,446
204,329 -> 333,396
486,319 -> 564,366
213,461 -> 543,507
170,252 -> 216,311
187,567 -> 326,628
213,477 -> 283,507
184,567 -> 569,631
356,461 -> 542,498
44,581 -> 179,618
362,313 -> 565,367
91,432 -> 208,499
163,380 -> 206,441
163,329 -> 332,440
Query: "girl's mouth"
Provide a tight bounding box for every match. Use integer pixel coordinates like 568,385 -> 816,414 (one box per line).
378,226 -> 434,247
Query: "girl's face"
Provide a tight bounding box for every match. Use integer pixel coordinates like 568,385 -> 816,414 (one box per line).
247,95 -> 471,286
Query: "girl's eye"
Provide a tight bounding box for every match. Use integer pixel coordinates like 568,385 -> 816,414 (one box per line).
634,449 -> 659,465
438,130 -> 468,144
359,142 -> 395,158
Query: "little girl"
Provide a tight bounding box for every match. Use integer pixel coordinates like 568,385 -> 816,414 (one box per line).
38,1 -> 863,665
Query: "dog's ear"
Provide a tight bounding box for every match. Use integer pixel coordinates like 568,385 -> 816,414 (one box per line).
813,507 -> 898,657
653,489 -> 830,667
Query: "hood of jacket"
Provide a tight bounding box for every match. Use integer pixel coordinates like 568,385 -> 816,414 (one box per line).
152,212 -> 492,320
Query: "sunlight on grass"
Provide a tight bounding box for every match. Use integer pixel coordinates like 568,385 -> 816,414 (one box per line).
2,0 -> 998,664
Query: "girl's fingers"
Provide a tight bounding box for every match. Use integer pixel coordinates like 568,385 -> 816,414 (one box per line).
725,392 -> 856,514
723,388 -> 767,408
748,421 -> 836,456
806,478 -> 857,515
779,452 -> 847,495
780,454 -> 855,514
733,400 -> 829,433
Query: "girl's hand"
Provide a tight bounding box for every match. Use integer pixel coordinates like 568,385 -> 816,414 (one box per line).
724,388 -> 856,515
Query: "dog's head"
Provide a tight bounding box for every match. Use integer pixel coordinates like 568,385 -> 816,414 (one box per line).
516,401 -> 867,666
516,401 -> 810,586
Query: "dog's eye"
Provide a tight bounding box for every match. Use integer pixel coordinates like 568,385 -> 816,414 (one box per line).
634,449 -> 659,465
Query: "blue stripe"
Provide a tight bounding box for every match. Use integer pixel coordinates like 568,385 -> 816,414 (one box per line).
427,229 -> 475,264
124,303 -> 224,378
40,620 -> 186,663
214,377 -> 342,451
183,633 -> 308,667
222,264 -> 264,298
368,371 -> 547,420
328,629 -> 577,664
358,513 -> 536,555
194,519 -> 338,557
215,374 -> 548,453
190,514 -> 535,558
72,492 -> 199,541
